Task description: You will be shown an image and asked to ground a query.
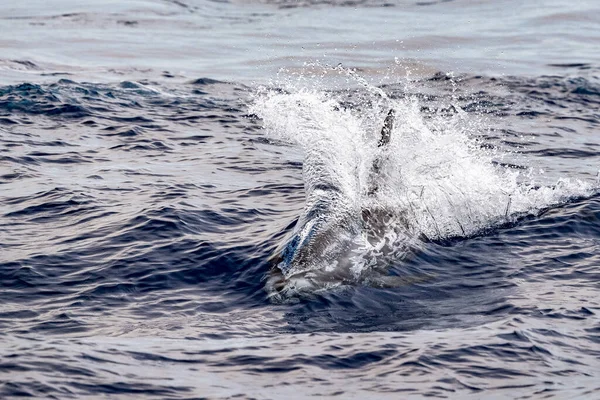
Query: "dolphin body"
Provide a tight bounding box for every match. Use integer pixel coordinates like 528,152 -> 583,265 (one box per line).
268,110 -> 423,297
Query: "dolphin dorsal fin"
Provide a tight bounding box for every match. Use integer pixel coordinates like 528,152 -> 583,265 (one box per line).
367,109 -> 395,197
378,109 -> 394,147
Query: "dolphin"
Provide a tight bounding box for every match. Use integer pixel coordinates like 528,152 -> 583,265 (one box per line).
267,109 -> 426,298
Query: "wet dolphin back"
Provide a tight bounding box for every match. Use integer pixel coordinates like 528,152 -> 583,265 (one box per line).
276,109 -> 396,279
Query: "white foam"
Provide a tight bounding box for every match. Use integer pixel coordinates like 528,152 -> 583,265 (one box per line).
250,68 -> 596,293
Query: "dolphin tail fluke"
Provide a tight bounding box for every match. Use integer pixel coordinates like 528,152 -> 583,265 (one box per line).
378,108 -> 394,147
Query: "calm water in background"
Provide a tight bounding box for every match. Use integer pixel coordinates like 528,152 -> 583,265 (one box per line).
1,0 -> 600,398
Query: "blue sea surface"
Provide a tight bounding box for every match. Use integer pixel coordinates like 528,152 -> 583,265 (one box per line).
1,0 -> 600,398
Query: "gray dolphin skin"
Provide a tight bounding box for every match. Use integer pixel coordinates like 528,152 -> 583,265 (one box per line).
268,109 -> 412,296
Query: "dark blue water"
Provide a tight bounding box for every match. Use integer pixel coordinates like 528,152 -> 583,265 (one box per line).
1,1 -> 600,399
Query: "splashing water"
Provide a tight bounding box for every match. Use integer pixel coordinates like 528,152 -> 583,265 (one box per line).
250,68 -> 596,298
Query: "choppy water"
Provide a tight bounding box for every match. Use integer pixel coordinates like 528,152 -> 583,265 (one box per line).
1,0 -> 600,399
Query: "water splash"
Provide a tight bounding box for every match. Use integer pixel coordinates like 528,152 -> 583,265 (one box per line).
250,67 -> 596,297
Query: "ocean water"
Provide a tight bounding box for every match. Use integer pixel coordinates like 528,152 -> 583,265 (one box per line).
1,0 -> 600,399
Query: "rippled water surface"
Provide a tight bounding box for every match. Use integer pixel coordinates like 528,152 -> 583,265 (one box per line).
1,0 -> 600,399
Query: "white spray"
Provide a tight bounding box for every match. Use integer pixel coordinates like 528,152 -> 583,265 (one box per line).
250,67 -> 595,297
